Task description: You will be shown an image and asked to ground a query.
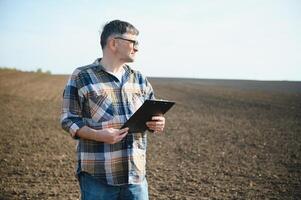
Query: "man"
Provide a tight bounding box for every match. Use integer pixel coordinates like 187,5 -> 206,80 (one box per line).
60,20 -> 165,200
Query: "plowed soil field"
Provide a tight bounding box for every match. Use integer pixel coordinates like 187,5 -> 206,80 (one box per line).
0,69 -> 300,199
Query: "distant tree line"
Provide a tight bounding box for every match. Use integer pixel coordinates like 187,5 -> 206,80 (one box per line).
36,68 -> 51,75
0,67 -> 51,75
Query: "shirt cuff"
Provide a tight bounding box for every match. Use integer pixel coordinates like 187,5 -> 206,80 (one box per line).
69,122 -> 84,139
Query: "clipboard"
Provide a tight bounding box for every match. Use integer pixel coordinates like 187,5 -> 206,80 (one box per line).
121,99 -> 175,133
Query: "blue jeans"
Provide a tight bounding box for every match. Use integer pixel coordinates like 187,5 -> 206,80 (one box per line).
78,172 -> 149,200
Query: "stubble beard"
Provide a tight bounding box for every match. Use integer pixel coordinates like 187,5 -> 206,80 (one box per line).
121,55 -> 135,63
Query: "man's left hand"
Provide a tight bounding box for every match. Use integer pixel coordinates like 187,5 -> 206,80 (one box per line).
146,116 -> 165,134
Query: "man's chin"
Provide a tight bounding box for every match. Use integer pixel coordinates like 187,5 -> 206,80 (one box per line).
123,57 -> 135,63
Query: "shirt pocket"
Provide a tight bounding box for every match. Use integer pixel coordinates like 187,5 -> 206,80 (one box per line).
87,91 -> 114,122
130,90 -> 146,111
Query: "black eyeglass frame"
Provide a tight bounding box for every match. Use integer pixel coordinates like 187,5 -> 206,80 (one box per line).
114,37 -> 139,47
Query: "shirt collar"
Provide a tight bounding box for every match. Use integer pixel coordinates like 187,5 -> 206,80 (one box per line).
93,58 -> 134,82
93,58 -> 132,72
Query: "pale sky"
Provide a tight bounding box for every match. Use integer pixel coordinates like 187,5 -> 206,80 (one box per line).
0,0 -> 300,81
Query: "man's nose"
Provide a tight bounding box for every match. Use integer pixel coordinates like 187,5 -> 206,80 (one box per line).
133,47 -> 138,52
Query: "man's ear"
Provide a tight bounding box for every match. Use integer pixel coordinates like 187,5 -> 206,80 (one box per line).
108,37 -> 117,52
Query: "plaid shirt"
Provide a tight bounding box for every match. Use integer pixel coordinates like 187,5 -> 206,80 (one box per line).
60,58 -> 154,185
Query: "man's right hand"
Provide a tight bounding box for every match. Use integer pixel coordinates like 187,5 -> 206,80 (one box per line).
96,127 -> 129,144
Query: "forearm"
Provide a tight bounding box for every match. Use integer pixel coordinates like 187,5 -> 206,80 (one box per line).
76,126 -> 129,144
76,126 -> 104,142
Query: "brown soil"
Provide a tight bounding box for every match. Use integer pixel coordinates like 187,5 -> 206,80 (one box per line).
0,69 -> 300,199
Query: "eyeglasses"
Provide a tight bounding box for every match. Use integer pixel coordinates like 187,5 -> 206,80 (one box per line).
114,37 -> 139,48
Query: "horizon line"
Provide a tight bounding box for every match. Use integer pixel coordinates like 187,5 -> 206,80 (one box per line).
1,66 -> 301,82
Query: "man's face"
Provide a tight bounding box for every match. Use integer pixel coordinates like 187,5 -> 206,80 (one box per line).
114,33 -> 139,63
